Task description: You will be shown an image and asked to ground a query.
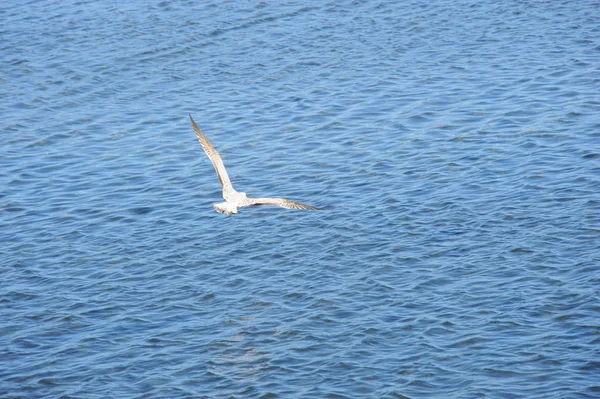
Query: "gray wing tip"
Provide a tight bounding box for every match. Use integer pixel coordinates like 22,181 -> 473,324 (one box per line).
189,114 -> 199,128
286,200 -> 325,211
299,204 -> 324,211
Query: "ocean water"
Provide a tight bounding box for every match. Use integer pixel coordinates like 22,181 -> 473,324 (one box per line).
1,0 -> 599,398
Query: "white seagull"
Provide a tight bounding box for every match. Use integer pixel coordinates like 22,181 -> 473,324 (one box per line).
190,115 -> 321,215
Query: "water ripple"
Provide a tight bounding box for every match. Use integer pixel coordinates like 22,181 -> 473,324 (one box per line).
1,0 -> 599,398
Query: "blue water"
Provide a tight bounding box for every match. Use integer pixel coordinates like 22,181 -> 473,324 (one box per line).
1,1 -> 599,398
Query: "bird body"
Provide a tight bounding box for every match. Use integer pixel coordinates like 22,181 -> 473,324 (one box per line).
190,115 -> 320,215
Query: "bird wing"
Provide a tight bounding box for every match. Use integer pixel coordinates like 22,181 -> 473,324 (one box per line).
244,197 -> 321,210
189,114 -> 235,200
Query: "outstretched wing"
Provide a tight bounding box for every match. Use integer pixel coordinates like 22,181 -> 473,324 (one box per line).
189,115 -> 235,200
244,197 -> 321,210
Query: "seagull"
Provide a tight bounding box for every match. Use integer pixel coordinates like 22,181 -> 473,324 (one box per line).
190,114 -> 321,215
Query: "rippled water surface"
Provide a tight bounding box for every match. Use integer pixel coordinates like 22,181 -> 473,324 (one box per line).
2,1 -> 599,398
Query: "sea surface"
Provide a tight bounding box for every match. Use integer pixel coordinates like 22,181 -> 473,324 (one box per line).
1,1 -> 599,398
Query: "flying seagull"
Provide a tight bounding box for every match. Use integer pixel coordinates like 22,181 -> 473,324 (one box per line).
190,114 -> 321,215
